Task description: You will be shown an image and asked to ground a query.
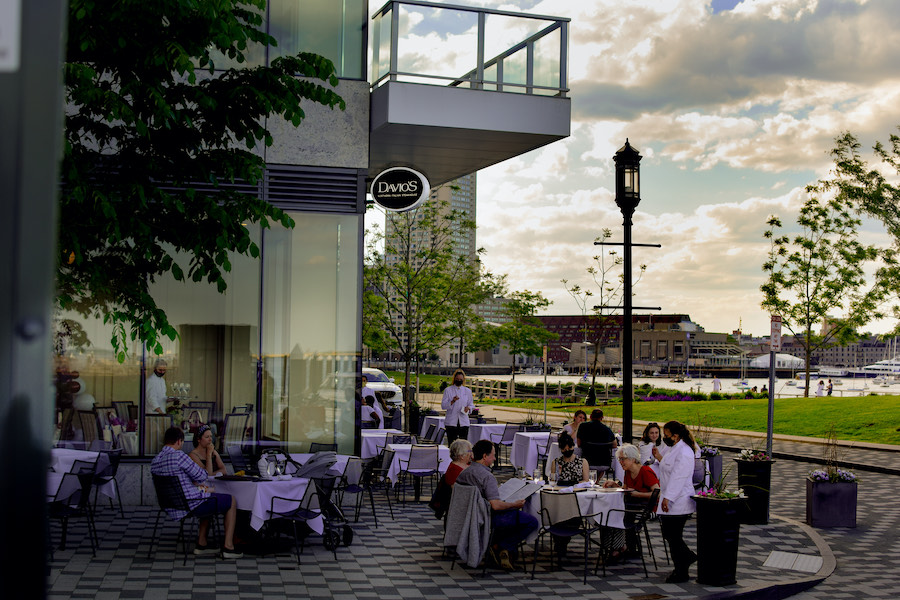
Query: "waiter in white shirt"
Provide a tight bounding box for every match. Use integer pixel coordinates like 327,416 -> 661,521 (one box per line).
145,359 -> 168,415
441,369 -> 475,444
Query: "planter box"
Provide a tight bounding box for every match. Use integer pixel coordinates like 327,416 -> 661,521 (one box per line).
694,496 -> 741,586
735,459 -> 774,525
806,479 -> 857,528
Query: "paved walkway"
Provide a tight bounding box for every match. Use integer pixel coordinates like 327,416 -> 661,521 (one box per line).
47,407 -> 900,599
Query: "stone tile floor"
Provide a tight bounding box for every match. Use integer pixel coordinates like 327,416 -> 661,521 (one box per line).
49,447 -> 898,600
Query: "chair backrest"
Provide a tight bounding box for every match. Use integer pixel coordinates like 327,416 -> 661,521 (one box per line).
58,409 -> 75,441
380,448 -> 396,472
152,474 -> 190,511
95,448 -> 123,478
112,401 -> 133,421
583,441 -> 615,469
78,410 -> 100,446
639,488 -> 661,524
226,442 -> 252,473
185,407 -> 209,425
539,489 -> 582,526
144,414 -> 171,454
500,423 -> 519,443
95,407 -> 114,430
433,428 -> 446,446
51,472 -> 85,505
222,412 -> 250,448
228,404 -> 251,414
71,459 -> 97,475
537,433 -> 558,457
309,442 -> 337,453
424,423 -> 436,442
391,434 -> 412,445
128,404 -> 139,421
406,445 -> 438,471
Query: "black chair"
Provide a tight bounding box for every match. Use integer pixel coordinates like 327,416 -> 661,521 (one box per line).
531,489 -> 602,583
390,434 -> 414,445
340,455 -> 395,527
70,459 -> 98,475
266,480 -> 323,564
149,474 -> 220,565
48,472 -> 100,557
583,441 -> 615,477
88,439 -> 112,452
226,442 -> 255,475
423,423 -> 436,442
535,433 -> 558,479
221,412 -> 250,452
92,449 -> 124,516
310,442 -> 338,453
489,423 -> 520,470
602,488 -> 661,577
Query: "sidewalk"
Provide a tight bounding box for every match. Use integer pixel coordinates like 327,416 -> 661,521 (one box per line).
47,414 -> 899,599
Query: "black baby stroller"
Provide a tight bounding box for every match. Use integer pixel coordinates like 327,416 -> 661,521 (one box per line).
290,452 -> 354,555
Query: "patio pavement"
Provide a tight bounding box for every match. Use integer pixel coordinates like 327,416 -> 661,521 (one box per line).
47,404 -> 900,600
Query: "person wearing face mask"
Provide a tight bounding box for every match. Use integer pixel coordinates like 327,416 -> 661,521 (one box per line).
657,420 -> 698,583
441,369 -> 475,444
550,433 -> 589,486
145,359 -> 169,415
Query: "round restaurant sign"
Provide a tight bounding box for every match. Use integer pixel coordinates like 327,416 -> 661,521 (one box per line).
371,167 -> 430,212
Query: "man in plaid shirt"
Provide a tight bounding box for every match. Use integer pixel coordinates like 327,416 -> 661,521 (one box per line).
151,427 -> 242,558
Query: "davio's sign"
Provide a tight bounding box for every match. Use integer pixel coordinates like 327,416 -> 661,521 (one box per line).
371,167 -> 430,212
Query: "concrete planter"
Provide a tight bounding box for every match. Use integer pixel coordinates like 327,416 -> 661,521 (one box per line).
806,479 -> 857,528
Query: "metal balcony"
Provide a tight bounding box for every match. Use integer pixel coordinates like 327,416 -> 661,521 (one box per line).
369,0 -> 571,186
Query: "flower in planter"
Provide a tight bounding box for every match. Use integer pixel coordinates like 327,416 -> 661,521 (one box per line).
700,445 -> 720,458
696,487 -> 744,499
738,448 -> 771,461
809,467 -> 858,483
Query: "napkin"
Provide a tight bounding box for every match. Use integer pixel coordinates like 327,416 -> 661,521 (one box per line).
559,486 -> 574,493
575,482 -> 592,489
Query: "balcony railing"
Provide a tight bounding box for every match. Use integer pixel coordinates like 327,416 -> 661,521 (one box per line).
371,0 -> 569,97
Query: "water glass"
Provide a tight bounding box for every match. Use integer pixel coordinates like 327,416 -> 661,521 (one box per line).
589,470 -> 598,487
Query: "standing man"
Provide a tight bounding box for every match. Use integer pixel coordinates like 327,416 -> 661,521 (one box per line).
456,439 -> 538,570
712,375 -> 722,393
145,359 -> 168,415
150,427 -> 243,558
827,379 -> 833,396
442,369 -> 475,444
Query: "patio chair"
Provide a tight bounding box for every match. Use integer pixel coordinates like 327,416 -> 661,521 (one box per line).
78,410 -> 100,449
266,480 -> 323,564
225,442 -> 255,475
532,488 -> 603,583
423,423 -> 436,443
535,433 -> 558,478
395,445 -> 440,504
144,414 -> 171,454
88,439 -> 112,452
310,442 -> 338,453
221,412 -> 249,453
601,488 -> 661,577
48,472 -> 99,557
489,423 -> 520,470
149,474 -> 220,565
111,401 -> 133,423
583,441 -> 615,478
92,449 -> 124,516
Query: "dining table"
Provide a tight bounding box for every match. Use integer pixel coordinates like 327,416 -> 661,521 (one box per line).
418,415 -> 445,438
466,423 -> 507,445
360,429 -> 405,459
214,475 -> 324,533
524,485 -> 627,542
510,431 -> 552,474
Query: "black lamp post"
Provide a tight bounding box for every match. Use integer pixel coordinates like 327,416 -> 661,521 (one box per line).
614,139 -> 641,443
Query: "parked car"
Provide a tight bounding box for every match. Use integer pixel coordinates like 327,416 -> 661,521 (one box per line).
363,368 -> 403,407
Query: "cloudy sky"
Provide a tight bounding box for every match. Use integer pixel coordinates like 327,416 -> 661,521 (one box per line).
367,0 -> 900,337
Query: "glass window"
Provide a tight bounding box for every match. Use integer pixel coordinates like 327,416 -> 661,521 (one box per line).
147,225 -> 262,455
261,213 -> 361,454
269,0 -> 366,79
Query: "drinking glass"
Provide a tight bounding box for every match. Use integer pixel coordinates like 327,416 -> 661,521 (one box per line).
589,470 -> 598,487
533,468 -> 542,482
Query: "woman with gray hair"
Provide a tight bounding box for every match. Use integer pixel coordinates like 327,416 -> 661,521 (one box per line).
603,443 -> 660,562
428,438 -> 473,518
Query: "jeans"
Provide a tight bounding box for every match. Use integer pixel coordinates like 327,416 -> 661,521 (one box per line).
492,509 -> 539,556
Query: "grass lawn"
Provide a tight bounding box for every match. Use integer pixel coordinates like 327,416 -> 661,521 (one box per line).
478,395 -> 900,446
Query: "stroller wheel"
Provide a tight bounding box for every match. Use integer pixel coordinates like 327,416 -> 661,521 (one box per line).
342,524 -> 354,546
323,530 -> 341,551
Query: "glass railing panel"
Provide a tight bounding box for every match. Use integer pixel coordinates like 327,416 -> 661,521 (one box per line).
532,26 -> 561,95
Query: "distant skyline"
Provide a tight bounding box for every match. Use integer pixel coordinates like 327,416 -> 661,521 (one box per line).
367,0 -> 900,337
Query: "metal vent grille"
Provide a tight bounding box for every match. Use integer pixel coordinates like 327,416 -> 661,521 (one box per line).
264,165 -> 364,214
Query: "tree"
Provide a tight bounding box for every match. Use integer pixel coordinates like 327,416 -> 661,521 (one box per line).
444,268 -> 505,369
760,192 -> 896,397
495,290 -> 557,385
562,228 -> 646,402
363,198 -> 479,426
59,0 -> 345,359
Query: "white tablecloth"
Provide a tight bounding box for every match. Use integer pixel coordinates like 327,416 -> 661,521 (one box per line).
419,416 -> 445,437
214,477 -> 324,533
360,430 -> 404,459
466,423 -> 507,444
510,432 -> 551,473
524,487 -> 627,541
385,444 -> 450,483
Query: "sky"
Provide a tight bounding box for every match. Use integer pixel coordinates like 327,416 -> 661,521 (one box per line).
366,0 -> 900,337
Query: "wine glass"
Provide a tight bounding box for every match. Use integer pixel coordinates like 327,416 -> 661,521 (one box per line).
589,470 -> 598,487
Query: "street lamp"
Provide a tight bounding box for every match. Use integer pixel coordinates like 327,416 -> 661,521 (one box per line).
614,139 -> 641,443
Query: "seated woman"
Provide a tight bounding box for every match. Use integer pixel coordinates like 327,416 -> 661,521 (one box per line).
551,433 -> 589,486
428,439 -> 473,518
604,443 -> 660,560
189,425 -> 227,476
638,422 -> 662,465
561,410 -> 586,438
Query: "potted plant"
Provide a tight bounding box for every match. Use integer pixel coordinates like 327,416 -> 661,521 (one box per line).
693,472 -> 743,586
806,426 -> 858,528
735,448 -> 774,525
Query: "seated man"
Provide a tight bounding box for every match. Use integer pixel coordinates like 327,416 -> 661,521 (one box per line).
577,408 -> 618,471
150,427 -> 242,559
456,439 -> 538,570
